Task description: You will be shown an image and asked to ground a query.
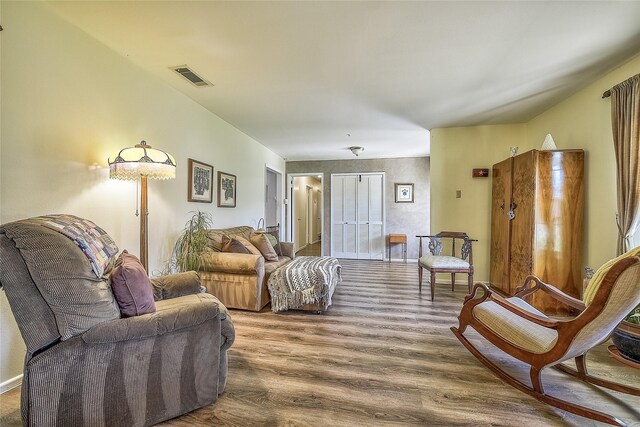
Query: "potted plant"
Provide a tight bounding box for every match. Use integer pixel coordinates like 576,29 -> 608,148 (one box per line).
168,211 -> 213,273
612,305 -> 640,364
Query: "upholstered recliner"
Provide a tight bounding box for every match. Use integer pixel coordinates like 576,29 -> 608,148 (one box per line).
197,226 -> 295,311
0,217 -> 235,427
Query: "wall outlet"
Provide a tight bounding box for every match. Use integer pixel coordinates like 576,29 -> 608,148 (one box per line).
456,190 -> 462,198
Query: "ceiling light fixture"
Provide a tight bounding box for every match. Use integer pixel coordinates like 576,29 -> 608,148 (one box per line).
349,146 -> 364,156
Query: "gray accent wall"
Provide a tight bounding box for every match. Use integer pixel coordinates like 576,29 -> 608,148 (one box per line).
286,157 -> 430,260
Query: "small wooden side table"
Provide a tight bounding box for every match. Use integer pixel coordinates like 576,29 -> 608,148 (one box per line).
388,234 -> 407,263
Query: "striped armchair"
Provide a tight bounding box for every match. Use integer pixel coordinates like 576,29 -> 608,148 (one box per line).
452,247 -> 640,426
0,218 -> 235,427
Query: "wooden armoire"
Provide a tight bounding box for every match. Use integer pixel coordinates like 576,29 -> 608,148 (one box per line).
489,149 -> 584,314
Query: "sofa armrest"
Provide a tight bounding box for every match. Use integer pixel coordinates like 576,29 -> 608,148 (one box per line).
279,242 -> 295,259
150,271 -> 202,301
199,252 -> 264,274
82,294 -> 219,344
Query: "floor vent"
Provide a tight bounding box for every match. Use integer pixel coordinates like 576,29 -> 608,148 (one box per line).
170,65 -> 212,87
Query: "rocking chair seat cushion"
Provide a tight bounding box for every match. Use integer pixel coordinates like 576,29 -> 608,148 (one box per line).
473,297 -> 558,354
419,255 -> 470,269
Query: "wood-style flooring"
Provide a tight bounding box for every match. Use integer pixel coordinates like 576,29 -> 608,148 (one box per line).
1,260 -> 638,426
295,241 -> 321,257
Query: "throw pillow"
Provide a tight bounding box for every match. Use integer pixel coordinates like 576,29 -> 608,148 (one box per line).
221,235 -> 251,254
234,236 -> 263,256
110,250 -> 156,317
250,233 -> 279,262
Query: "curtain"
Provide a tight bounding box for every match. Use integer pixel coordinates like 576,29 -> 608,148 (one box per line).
611,73 -> 640,254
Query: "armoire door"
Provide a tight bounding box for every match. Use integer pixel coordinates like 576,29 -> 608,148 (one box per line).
509,150 -> 536,294
489,158 -> 512,294
331,173 -> 384,259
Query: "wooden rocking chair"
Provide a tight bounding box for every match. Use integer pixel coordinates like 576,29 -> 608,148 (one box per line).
451,248 -> 640,426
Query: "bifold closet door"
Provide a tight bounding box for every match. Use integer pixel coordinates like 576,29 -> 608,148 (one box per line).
331,173 -> 384,259
331,175 -> 358,258
357,174 -> 384,260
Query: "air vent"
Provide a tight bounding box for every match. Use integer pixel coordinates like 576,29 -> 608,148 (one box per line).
170,65 -> 212,87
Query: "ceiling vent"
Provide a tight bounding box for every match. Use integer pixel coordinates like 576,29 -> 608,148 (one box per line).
170,65 -> 212,87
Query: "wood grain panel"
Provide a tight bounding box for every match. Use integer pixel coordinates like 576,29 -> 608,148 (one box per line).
531,150 -> 585,313
1,260 -> 636,426
509,150 -> 537,295
489,158 -> 512,294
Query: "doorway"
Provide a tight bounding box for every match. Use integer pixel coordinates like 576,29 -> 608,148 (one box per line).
265,167 -> 283,239
287,173 -> 323,256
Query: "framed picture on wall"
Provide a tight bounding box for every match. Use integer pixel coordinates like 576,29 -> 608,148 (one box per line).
187,159 -> 213,203
217,171 -> 237,208
395,183 -> 414,203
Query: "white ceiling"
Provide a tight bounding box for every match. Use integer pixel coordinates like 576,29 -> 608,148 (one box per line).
48,1 -> 640,161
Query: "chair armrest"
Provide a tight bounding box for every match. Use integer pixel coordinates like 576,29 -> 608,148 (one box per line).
279,242 -> 295,259
490,294 -> 560,329
82,294 -> 219,344
513,275 -> 586,312
150,271 -> 202,301
199,252 -> 264,274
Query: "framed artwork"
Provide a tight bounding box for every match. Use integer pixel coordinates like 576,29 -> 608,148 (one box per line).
395,183 -> 414,203
187,159 -> 213,203
217,171 -> 237,208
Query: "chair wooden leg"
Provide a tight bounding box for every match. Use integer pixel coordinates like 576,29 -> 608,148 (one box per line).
451,327 -> 628,426
451,273 -> 455,291
530,366 -> 544,394
468,272 -> 473,294
418,266 -> 422,292
430,270 -> 436,302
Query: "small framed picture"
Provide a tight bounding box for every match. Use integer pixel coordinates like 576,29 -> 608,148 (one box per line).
217,171 -> 237,208
187,159 -> 213,203
395,183 -> 414,203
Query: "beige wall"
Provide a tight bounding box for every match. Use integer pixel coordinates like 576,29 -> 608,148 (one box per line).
0,2 -> 284,385
430,125 -> 527,282
287,157 -> 430,259
430,54 -> 640,282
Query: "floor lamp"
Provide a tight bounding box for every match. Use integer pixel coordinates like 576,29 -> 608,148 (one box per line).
108,140 -> 176,272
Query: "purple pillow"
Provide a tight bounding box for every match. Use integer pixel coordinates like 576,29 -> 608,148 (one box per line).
110,250 -> 156,317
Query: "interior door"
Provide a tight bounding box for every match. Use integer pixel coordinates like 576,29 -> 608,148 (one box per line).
331,175 -> 358,258
357,174 -> 384,259
332,173 -> 384,259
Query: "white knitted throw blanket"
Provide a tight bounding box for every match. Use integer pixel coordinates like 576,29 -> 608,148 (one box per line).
268,256 -> 342,313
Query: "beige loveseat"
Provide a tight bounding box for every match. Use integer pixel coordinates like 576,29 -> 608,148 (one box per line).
198,226 -> 295,311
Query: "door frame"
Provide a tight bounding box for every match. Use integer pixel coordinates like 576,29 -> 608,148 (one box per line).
286,172 -> 324,255
330,172 -> 386,259
264,164 -> 284,240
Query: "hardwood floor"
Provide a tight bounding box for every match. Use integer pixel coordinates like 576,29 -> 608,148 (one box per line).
295,241 -> 321,257
1,260 -> 638,426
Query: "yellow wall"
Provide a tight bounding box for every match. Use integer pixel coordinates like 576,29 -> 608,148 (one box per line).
0,2 -> 284,385
430,125 -> 527,282
526,54 -> 640,269
431,54 -> 640,282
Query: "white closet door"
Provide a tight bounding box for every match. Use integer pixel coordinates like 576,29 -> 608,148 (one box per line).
332,173 -> 384,259
331,175 -> 358,258
357,174 -> 384,260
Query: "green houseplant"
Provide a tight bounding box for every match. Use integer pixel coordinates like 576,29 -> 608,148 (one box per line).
168,211 -> 214,273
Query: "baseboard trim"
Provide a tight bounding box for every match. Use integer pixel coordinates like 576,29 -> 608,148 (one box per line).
0,374 -> 22,394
